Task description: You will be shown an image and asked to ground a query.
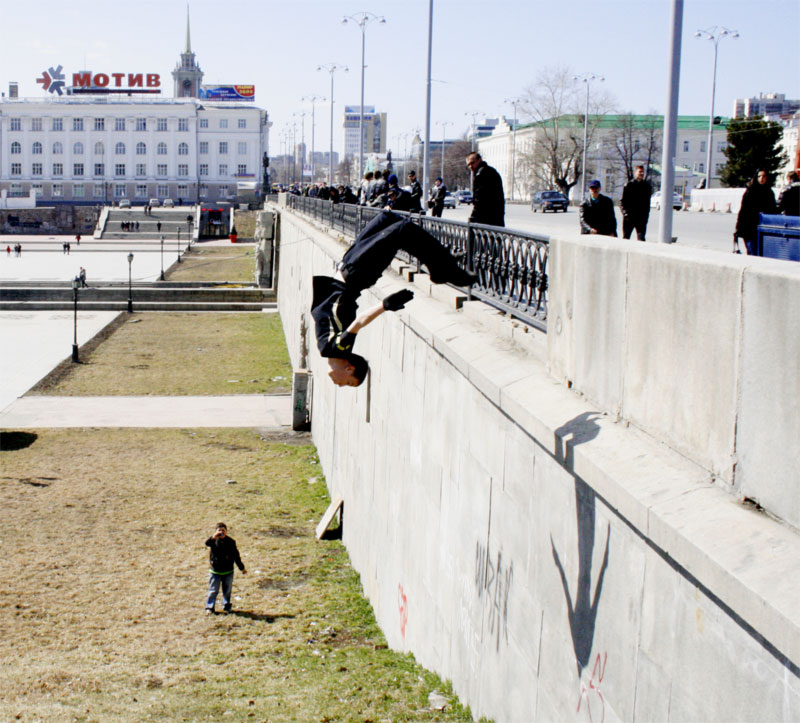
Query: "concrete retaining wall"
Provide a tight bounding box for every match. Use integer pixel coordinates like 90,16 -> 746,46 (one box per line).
690,187 -> 746,213
0,206 -> 99,234
275,207 -> 800,722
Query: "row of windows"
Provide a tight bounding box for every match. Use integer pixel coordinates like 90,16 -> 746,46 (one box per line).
682,140 -> 727,153
8,117 -> 248,132
16,183 -> 229,199
10,162 -> 248,177
9,141 -> 247,156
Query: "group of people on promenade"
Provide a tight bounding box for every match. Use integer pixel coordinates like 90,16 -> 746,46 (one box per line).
120,221 -> 140,232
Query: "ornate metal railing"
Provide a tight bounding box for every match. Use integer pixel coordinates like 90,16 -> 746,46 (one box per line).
284,194 -> 549,330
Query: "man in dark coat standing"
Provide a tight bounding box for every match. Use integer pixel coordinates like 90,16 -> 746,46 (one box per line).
429,177 -> 447,217
407,170 -> 424,213
620,165 -> 652,241
580,180 -> 618,237
466,152 -> 505,227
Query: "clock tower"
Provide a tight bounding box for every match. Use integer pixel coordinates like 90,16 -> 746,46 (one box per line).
172,6 -> 203,98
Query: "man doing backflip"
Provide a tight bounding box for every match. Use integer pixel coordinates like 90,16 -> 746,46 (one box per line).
312,210 -> 477,387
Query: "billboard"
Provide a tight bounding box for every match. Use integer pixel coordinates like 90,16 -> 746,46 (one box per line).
199,85 -> 255,102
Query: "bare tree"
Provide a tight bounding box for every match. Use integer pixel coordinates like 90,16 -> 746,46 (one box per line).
442,137 -> 473,191
518,65 -> 615,196
603,113 -> 662,182
337,156 -> 355,186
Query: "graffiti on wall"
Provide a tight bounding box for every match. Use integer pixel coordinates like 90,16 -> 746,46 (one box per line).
398,584 -> 409,643
475,541 -> 514,651
576,651 -> 608,723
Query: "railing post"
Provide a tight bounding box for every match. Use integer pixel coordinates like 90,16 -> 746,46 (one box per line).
467,223 -> 476,301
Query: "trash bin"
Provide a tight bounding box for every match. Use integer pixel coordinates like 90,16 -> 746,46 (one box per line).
757,214 -> 800,261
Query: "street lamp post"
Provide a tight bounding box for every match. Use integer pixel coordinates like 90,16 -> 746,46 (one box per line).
342,12 -> 386,184
160,234 -> 165,281
317,63 -> 348,186
293,110 -> 307,187
464,111 -> 483,194
127,252 -> 134,313
71,277 -> 80,362
695,26 -> 738,190
504,98 -> 522,201
301,95 -> 326,184
177,227 -> 182,263
574,73 -> 604,203
437,121 -> 450,180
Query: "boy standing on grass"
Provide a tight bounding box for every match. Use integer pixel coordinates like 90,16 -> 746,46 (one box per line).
205,522 -> 246,614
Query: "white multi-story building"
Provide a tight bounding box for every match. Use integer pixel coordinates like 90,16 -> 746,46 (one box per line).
734,93 -> 800,119
343,106 -> 386,159
0,12 -> 270,205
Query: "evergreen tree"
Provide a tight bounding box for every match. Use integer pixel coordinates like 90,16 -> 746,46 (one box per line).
719,116 -> 787,187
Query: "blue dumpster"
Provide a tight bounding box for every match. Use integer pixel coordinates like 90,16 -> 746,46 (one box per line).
757,213 -> 800,261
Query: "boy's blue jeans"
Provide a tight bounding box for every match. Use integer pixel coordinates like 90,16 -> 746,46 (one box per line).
206,571 -> 234,611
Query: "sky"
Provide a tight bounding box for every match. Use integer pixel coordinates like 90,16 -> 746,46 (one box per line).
0,0 -> 797,159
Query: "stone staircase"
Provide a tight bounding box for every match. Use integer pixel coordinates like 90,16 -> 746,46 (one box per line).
102,207 -> 198,241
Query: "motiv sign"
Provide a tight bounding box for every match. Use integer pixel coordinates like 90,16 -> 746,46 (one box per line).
37,65 -> 161,96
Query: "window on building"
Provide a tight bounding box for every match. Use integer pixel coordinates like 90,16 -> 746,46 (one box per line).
219,164 -> 228,176
700,141 -> 707,153
157,142 -> 168,155
237,142 -> 247,155
115,142 -> 126,155
115,163 -> 126,176
94,163 -> 105,176
177,184 -> 188,198
136,118 -> 147,132
74,184 -> 85,198
73,118 -> 84,131
219,142 -> 228,154
694,162 -> 705,173
53,163 -> 63,176
717,141 -> 726,152
52,118 -> 63,131
53,184 -> 64,197
32,163 -> 43,175
31,118 -> 42,131
199,118 -> 208,129
219,119 -> 228,129
10,142 -> 21,154
157,164 -> 168,176
157,184 -> 169,197
32,183 -> 43,198
10,118 -> 21,131
115,118 -> 126,131
114,184 -> 125,198
10,183 -> 23,196
238,119 -> 247,129
136,163 -> 147,176
219,185 -> 228,198
136,184 -> 148,198
94,141 -> 105,155
53,142 -> 63,154
73,142 -> 84,155
136,142 -> 146,155
199,164 -> 209,176
93,185 -> 105,199
32,142 -> 43,154
237,164 -> 247,176
178,142 -> 189,156
199,141 -> 209,154
157,118 -> 168,131
683,140 -> 690,152
94,118 -> 105,131
178,118 -> 189,131
715,163 -> 725,173
73,163 -> 84,177
178,164 -> 189,177
199,183 -> 208,197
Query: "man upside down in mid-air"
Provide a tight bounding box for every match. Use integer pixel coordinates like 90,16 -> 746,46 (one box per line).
311,210 -> 477,387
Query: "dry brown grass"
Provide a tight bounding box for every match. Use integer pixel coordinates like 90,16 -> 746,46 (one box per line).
29,312 -> 292,397
0,428 -> 474,722
166,246 -> 256,284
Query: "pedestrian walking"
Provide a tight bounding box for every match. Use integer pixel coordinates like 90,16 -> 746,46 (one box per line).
777,170 -> 800,216
5,245 -> 10,257
735,169 -> 777,255
157,221 -> 162,233
580,180 -> 618,237
360,172 -> 374,205
466,152 -> 505,227
407,170 -> 424,213
429,177 -> 447,217
75,234 -> 81,245
135,221 -> 140,231
79,267 -> 87,288
205,522 -> 246,614
620,165 -> 652,241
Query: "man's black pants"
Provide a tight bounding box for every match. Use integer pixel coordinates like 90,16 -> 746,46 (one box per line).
622,216 -> 649,241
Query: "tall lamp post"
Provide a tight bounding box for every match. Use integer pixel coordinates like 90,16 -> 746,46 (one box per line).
342,12 -> 386,184
293,110 -> 307,187
436,121 -> 450,180
317,63 -> 348,186
695,26 -> 738,190
177,227 -> 182,263
574,73 -> 604,202
71,277 -> 80,362
127,252 -> 134,313
504,97 -> 522,201
159,235 -> 165,281
301,95 -> 326,184
464,111 -> 483,193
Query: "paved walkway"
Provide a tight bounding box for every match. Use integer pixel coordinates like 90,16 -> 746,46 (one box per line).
0,394 -> 292,429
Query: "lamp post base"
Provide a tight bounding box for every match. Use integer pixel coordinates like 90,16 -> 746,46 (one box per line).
71,344 -> 80,363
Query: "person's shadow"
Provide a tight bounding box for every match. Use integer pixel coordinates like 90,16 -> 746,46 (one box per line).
229,611 -> 296,623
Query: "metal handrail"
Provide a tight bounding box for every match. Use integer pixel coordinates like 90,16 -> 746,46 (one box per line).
284,194 -> 549,330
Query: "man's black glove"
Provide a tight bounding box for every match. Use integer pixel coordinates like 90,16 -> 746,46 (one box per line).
382,289 -> 414,311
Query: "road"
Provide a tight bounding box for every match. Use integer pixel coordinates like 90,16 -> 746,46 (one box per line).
440,202 -> 739,254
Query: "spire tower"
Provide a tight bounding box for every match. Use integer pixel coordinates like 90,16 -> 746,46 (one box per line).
172,4 -> 203,98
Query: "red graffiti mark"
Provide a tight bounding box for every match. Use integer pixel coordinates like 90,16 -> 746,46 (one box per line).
576,652 -> 607,723
398,584 -> 408,641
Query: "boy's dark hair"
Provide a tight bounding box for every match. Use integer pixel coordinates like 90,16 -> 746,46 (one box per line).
348,354 -> 370,386
216,522 -> 227,530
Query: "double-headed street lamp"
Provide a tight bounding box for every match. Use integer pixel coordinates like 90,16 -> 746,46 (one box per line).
342,12 -> 386,184
574,73 -> 604,202
127,252 -> 134,313
71,277 -> 80,362
695,26 -> 739,190
301,95 -> 326,183
317,63 -> 348,186
504,97 -> 523,201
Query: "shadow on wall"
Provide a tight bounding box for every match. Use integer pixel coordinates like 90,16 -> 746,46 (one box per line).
551,413 -> 611,676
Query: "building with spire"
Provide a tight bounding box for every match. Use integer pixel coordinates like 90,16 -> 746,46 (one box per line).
172,7 -> 204,98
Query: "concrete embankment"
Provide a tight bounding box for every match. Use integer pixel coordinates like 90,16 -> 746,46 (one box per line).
274,205 -> 800,722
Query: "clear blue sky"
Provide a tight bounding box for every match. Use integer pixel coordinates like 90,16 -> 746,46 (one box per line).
1,0 -> 797,158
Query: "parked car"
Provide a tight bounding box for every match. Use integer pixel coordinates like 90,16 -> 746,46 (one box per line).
454,190 -> 473,205
162,198 -> 175,208
650,191 -> 683,210
531,190 -> 569,213
118,199 -> 131,208
442,192 -> 457,209
148,198 -> 161,208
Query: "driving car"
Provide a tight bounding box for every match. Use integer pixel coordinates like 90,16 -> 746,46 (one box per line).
442,192 -> 457,209
531,190 -> 569,212
454,190 -> 473,205
650,191 -> 683,210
